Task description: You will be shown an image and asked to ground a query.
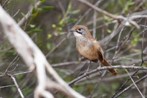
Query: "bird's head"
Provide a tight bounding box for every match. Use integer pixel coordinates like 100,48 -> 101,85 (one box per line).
70,25 -> 92,39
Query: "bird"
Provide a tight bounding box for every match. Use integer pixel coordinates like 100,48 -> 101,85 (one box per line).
70,25 -> 117,75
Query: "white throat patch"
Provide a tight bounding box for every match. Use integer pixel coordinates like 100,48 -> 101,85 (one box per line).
73,32 -> 82,37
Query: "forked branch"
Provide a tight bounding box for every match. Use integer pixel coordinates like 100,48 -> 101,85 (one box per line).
0,6 -> 85,98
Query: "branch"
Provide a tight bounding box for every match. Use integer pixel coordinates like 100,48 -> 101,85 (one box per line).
69,65 -> 147,85
8,74 -> 24,98
52,61 -> 86,68
18,1 -> 41,26
76,0 -> 121,20
0,6 -> 85,98
76,0 -> 147,29
113,75 -> 147,98
125,70 -> 145,98
76,71 -> 146,85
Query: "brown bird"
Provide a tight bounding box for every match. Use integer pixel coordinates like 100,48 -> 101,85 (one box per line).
71,25 -> 117,75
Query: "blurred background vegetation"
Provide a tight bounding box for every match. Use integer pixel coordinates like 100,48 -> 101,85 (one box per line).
0,0 -> 147,98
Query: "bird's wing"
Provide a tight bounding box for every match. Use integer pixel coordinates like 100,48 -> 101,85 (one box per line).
93,40 -> 104,57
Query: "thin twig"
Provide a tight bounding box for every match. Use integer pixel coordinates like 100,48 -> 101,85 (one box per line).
2,0 -> 11,7
69,65 -> 147,85
76,0 -> 103,25
0,84 -> 15,89
93,10 -> 97,38
8,74 -> 24,98
76,0 -> 122,20
113,75 -> 147,98
76,0 -> 147,29
4,54 -> 19,74
46,37 -> 67,57
112,24 -> 147,98
52,61 -> 86,67
111,24 -> 125,63
18,1 -> 41,26
76,71 -> 146,85
143,79 -> 147,97
126,70 -> 145,98
12,9 -> 20,18
13,70 -> 32,76
100,23 -> 124,45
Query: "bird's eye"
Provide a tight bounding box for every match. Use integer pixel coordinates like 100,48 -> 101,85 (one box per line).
78,28 -> 82,31
76,28 -> 83,34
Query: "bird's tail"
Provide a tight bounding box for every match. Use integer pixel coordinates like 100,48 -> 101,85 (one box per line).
100,59 -> 117,75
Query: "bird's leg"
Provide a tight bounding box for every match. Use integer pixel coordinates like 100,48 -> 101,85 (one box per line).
79,56 -> 87,61
98,61 -> 107,77
97,61 -> 104,77
86,61 -> 91,72
84,61 -> 91,79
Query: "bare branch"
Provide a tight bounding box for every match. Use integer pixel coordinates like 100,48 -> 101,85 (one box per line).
126,70 -> 145,98
8,74 -> 24,98
69,65 -> 147,85
113,75 -> 147,98
18,1 -> 41,26
76,0 -> 122,20
75,0 -> 147,29
0,6 -> 85,98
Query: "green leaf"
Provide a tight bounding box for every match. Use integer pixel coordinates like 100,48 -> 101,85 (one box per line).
131,32 -> 140,46
47,34 -> 52,39
40,0 -> 46,3
42,6 -> 54,11
69,10 -> 80,15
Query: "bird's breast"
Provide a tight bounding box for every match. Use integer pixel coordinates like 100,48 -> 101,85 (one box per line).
76,39 -> 98,60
